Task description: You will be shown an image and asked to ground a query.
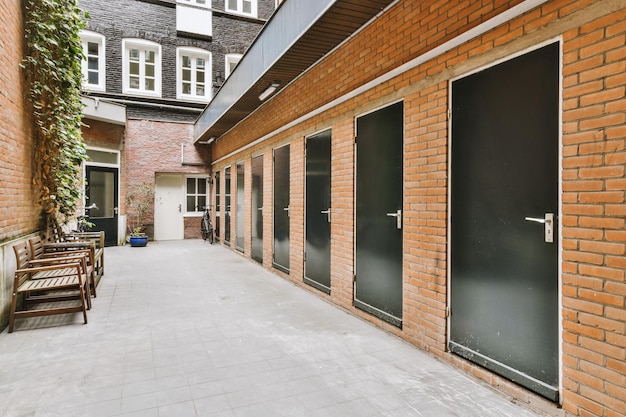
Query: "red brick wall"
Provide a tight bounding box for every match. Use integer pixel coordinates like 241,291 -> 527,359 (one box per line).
0,0 -> 38,240
124,119 -> 211,229
561,9 -> 626,417
210,1 -> 626,415
184,216 -> 202,239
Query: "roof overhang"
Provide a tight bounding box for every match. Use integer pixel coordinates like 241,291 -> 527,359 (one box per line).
194,0 -> 395,144
81,96 -> 126,125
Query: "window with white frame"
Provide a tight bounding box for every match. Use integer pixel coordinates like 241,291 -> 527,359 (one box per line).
177,48 -> 211,101
178,0 -> 208,5
225,0 -> 257,17
80,30 -> 105,91
225,54 -> 242,79
122,39 -> 161,96
186,177 -> 208,213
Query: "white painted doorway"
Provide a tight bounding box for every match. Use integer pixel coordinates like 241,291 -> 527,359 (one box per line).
154,174 -> 184,240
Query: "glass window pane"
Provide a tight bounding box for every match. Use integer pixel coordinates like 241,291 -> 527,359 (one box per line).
129,48 -> 139,60
197,58 -> 205,68
197,0 -> 206,4
187,196 -> 196,212
196,85 -> 205,96
88,71 -> 98,84
129,62 -> 139,75
183,82 -> 191,94
228,0 -> 237,10
87,149 -> 118,164
243,0 -> 251,13
183,56 -> 191,68
88,42 -> 99,55
182,69 -> 191,81
145,64 -> 155,77
187,178 -> 196,194
146,50 -> 155,63
129,76 -> 140,89
145,78 -> 155,91
198,179 -> 207,194
88,56 -> 99,70
196,71 -> 205,83
198,196 -> 206,209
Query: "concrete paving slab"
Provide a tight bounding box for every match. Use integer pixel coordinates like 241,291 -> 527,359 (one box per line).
0,240 -> 549,417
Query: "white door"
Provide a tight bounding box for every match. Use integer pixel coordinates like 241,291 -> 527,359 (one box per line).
154,174 -> 184,240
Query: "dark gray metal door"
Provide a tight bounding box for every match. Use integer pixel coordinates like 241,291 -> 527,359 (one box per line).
86,166 -> 118,246
450,43 -> 559,401
273,145 -> 290,273
224,166 -> 231,244
355,102 -> 404,327
236,162 -> 245,252
305,130 -> 331,294
251,155 -> 263,263
214,171 -> 220,240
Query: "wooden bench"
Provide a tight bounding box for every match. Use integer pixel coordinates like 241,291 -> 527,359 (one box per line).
9,241 -> 89,333
46,218 -> 105,292
65,231 -> 104,286
29,236 -> 96,300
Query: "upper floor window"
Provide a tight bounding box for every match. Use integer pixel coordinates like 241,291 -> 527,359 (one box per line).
177,48 -> 211,101
225,0 -> 257,17
122,39 -> 161,97
225,54 -> 242,78
178,0 -> 208,6
80,30 -> 105,91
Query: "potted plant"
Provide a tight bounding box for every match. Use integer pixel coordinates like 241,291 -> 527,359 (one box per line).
125,182 -> 154,247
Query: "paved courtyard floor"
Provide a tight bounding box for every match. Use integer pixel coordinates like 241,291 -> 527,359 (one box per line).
1,240 -> 551,417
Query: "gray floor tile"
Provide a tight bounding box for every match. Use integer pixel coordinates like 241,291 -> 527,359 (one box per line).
0,241 -> 549,417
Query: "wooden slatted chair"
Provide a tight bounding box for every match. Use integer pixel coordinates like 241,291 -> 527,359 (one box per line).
46,217 -> 105,293
29,236 -> 95,301
9,241 -> 89,333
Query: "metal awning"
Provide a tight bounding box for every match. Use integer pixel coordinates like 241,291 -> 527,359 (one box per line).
194,0 -> 395,144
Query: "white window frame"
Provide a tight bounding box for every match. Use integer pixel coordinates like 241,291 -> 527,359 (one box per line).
185,176 -> 209,215
80,30 -> 106,92
225,0 -> 257,18
177,0 -> 209,6
225,53 -> 242,79
122,39 -> 162,97
177,47 -> 212,102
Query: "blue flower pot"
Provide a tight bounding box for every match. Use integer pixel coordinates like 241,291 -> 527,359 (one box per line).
129,235 -> 148,247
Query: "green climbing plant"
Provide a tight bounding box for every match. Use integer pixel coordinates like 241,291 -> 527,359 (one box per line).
22,0 -> 89,221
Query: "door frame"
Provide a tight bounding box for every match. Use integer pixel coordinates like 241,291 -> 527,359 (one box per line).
304,127 -> 332,294
84,146 -> 121,245
154,173 -> 185,241
272,143 -> 291,273
250,154 -> 264,263
353,100 -> 405,327
224,165 -> 232,245
446,38 -> 564,401
236,160 -> 245,252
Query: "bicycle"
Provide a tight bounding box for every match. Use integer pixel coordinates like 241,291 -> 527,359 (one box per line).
74,203 -> 99,233
200,205 -> 215,244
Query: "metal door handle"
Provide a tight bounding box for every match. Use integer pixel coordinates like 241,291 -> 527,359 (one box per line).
113,207 -> 118,215
386,209 -> 402,229
525,213 -> 554,243
178,204 -> 182,212
320,208 -> 331,223
257,207 -> 263,211
284,206 -> 290,217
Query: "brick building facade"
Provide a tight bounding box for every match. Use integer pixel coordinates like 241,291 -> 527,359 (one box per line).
0,0 -> 40,330
200,0 -> 626,416
79,0 -> 275,243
